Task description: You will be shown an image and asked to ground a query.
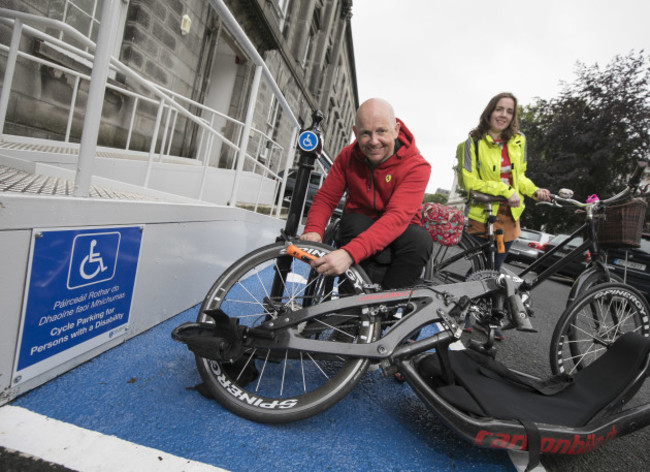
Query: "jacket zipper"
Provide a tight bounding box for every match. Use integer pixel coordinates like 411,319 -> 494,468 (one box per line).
367,166 -> 377,210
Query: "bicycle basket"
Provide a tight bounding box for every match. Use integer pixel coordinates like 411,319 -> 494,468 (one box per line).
597,197 -> 648,248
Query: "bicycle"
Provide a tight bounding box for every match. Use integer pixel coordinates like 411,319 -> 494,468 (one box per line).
428,170 -> 647,301
425,162 -> 650,346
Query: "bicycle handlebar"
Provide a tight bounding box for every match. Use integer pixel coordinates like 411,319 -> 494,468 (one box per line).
539,161 -> 648,210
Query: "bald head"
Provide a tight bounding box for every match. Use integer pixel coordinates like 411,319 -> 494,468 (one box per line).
355,98 -> 396,127
353,98 -> 400,165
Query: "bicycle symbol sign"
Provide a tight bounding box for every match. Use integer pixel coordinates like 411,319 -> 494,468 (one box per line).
298,130 -> 319,152
67,232 -> 120,289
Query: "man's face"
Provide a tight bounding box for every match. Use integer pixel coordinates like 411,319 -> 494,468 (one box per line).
353,107 -> 400,166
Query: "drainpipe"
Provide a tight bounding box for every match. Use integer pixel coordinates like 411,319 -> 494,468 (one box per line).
73,0 -> 125,197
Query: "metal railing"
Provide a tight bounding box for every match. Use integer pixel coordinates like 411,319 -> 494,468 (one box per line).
0,1 -> 320,217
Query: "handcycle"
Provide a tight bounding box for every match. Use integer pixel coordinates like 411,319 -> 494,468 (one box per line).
171,238 -> 650,470
172,112 -> 650,469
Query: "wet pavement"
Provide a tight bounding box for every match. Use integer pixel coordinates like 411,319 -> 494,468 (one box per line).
1,305 -> 515,472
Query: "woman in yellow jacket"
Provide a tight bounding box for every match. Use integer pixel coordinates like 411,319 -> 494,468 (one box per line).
457,92 -> 550,339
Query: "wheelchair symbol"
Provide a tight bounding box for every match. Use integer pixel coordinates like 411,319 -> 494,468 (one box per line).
298,130 -> 319,152
80,239 -> 108,280
67,232 -> 120,289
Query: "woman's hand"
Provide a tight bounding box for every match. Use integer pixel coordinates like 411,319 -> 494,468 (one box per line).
533,188 -> 551,202
507,192 -> 521,207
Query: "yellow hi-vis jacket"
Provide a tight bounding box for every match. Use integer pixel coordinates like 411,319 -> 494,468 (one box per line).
456,133 -> 539,223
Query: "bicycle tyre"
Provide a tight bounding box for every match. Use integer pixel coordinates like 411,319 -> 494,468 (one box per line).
566,265 -> 624,307
194,241 -> 379,423
424,231 -> 487,283
550,282 -> 650,375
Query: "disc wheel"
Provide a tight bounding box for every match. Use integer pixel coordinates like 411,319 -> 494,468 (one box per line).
195,241 -> 378,423
550,283 -> 650,375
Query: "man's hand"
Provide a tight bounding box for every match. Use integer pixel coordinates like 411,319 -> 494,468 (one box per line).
299,232 -> 322,243
533,188 -> 551,202
311,249 -> 354,276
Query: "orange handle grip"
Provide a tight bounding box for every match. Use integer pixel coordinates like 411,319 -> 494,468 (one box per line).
287,244 -> 317,262
495,230 -> 505,254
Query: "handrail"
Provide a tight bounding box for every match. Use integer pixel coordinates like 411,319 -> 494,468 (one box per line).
0,5 -> 301,214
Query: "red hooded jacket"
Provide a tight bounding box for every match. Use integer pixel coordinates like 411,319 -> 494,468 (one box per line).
303,119 -> 431,263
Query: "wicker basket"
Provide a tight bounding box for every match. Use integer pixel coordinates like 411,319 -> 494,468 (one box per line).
597,198 -> 648,248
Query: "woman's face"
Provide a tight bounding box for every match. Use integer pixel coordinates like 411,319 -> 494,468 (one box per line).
489,97 -> 515,138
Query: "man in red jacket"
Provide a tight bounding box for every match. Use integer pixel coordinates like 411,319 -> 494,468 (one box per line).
300,98 -> 432,289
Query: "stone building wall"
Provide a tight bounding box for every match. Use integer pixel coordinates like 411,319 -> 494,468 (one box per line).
0,0 -> 358,171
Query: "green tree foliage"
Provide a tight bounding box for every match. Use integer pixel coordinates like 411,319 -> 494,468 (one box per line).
520,51 -> 650,233
423,192 -> 448,204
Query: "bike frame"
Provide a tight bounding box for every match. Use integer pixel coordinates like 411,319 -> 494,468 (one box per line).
254,278 -> 500,359
441,199 -> 612,305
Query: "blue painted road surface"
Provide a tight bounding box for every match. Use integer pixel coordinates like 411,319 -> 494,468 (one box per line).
6,305 -> 517,472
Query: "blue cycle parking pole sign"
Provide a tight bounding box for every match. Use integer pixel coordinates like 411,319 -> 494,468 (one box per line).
13,226 -> 143,385
298,130 -> 319,152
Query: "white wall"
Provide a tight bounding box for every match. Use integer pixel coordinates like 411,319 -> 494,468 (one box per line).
0,192 -> 284,404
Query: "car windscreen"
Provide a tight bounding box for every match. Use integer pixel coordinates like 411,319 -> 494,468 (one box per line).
549,234 -> 584,248
520,230 -> 542,241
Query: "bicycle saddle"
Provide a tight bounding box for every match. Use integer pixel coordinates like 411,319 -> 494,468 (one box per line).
469,191 -> 507,204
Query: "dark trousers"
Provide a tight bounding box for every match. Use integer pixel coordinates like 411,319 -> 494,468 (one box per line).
336,213 -> 433,289
467,233 -> 513,271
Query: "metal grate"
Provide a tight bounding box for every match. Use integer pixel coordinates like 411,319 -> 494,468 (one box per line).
0,165 -> 156,200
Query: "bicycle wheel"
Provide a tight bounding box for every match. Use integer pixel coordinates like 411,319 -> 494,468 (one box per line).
550,282 -> 650,375
195,241 -> 378,423
566,265 -> 624,307
424,231 -> 487,283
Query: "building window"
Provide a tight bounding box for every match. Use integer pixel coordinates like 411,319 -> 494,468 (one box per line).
276,0 -> 292,32
47,0 -> 126,69
59,0 -> 102,46
267,95 -> 281,129
332,59 -> 341,91
300,32 -> 312,69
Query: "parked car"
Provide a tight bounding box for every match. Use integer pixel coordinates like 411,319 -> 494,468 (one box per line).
604,234 -> 650,299
279,170 -> 345,217
506,228 -> 553,264
534,233 -> 590,278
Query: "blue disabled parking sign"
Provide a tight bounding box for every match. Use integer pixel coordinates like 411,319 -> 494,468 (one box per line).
298,130 -> 320,152
13,226 -> 143,384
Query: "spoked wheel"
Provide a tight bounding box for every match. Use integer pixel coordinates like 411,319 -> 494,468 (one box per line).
195,241 -> 378,423
566,265 -> 624,307
424,232 -> 487,284
550,283 -> 650,375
